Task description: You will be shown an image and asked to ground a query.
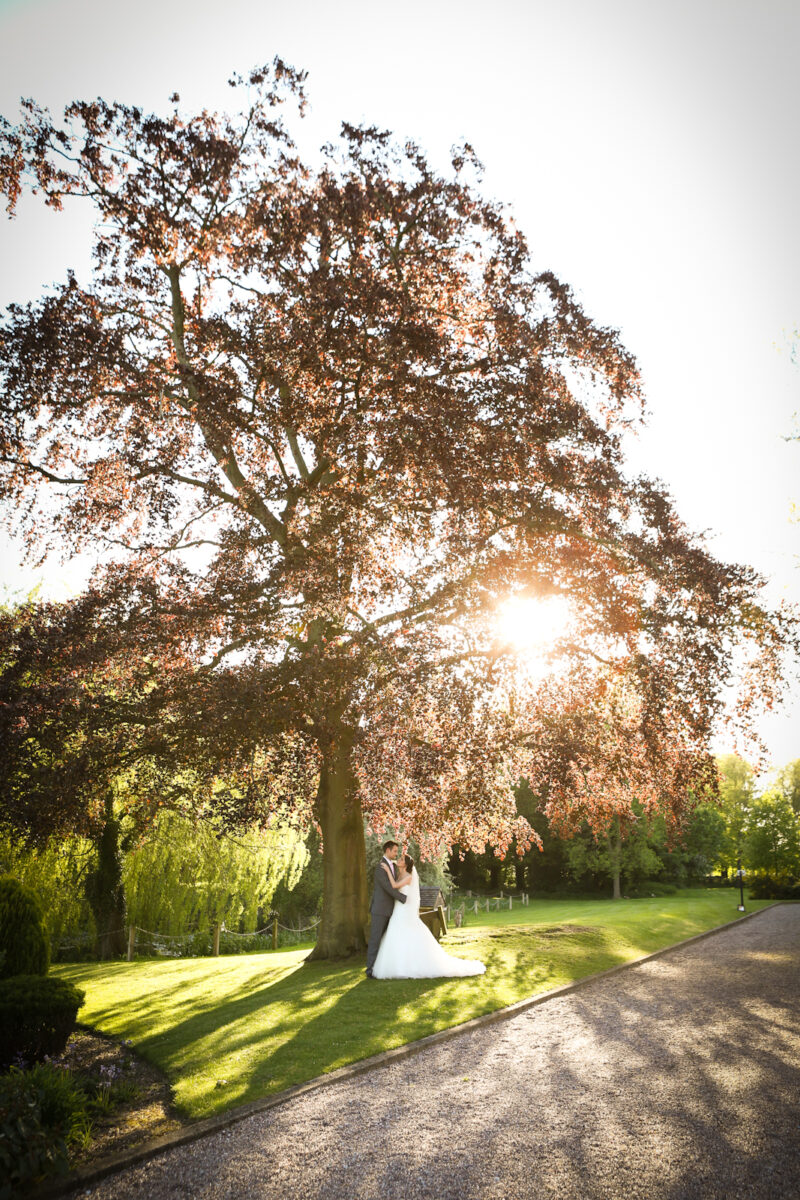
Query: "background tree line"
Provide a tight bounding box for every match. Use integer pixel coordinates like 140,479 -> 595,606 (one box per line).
447,754 -> 800,899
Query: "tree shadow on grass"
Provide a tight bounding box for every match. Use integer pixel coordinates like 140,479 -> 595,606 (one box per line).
143,962 -> 467,1115
119,924 -> 633,1117
59,921 -> 662,1121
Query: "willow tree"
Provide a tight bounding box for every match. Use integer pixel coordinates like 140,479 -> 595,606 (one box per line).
0,591 -> 316,954
1,62 -> 793,957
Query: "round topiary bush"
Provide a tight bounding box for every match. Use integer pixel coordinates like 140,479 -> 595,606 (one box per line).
0,875 -> 50,979
0,975 -> 84,1068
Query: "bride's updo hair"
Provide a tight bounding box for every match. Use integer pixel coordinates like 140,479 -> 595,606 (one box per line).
404,854 -> 414,874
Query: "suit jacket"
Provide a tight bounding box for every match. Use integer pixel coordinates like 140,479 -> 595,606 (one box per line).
370,856 -> 407,916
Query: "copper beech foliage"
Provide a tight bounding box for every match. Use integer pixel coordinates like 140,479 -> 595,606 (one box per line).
0,62 -> 795,949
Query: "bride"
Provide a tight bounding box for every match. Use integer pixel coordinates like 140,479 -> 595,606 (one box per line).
372,854 -> 486,979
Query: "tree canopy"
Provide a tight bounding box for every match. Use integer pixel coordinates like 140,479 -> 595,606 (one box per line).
1,61 -> 796,956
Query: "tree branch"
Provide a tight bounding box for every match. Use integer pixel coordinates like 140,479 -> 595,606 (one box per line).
1,456 -> 85,485
165,262 -> 288,546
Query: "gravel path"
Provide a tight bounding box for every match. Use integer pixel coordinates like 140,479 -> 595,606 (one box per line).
83,905 -> 800,1200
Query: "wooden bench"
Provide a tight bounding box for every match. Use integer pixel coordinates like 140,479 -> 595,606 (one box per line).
419,885 -> 448,941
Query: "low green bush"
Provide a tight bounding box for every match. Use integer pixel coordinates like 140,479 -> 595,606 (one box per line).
0,876 -> 50,979
23,1059 -> 88,1130
0,1051 -> 141,1195
748,875 -> 800,900
0,1065 -> 74,1197
0,975 -> 84,1068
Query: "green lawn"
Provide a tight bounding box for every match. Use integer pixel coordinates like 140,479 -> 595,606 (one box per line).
54,889 -> 770,1120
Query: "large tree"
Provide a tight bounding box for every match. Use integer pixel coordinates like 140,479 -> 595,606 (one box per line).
716,753 -> 757,873
0,62 -> 794,956
743,791 -> 800,880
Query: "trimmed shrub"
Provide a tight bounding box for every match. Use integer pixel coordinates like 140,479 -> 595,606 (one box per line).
0,875 -> 50,978
0,976 -> 84,1068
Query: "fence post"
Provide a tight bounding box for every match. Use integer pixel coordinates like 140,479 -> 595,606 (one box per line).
272,917 -> 279,951
213,923 -> 221,957
473,899 -> 478,915
509,896 -> 513,910
127,924 -> 135,962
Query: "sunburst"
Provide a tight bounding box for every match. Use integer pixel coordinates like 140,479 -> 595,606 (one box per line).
494,593 -> 572,676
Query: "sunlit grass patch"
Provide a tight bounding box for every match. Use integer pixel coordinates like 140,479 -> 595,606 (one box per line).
54,889 -> 770,1118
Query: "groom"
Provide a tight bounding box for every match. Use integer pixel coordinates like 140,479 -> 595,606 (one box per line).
365,840 -> 407,978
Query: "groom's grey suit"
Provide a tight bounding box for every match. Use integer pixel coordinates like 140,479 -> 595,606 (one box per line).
366,856 -> 407,974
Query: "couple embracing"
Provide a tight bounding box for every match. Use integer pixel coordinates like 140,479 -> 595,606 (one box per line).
365,840 -> 486,979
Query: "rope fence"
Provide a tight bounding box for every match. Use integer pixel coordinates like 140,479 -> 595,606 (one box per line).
54,892 -> 527,960
54,916 -> 322,962
125,916 -> 322,959
446,892 -> 530,926
53,930 -> 121,951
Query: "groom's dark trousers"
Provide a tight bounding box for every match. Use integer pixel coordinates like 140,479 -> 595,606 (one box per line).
366,856 -> 407,973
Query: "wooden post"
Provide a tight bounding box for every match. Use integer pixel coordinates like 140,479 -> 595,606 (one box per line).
473,899 -> 478,915
509,896 -> 513,910
213,923 -> 221,956
272,917 -> 278,951
127,924 -> 135,962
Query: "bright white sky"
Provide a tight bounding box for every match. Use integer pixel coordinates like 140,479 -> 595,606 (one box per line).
0,0 -> 798,768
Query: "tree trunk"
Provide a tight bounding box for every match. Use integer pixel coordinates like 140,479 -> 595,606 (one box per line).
306,726 -> 369,960
609,819 -> 622,900
85,795 -> 127,959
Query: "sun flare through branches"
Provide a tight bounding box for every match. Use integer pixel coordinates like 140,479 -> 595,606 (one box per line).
494,593 -> 574,679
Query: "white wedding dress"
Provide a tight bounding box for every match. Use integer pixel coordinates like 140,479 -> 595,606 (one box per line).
372,867 -> 486,979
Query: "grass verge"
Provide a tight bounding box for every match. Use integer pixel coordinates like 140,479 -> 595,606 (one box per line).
53,888 -> 769,1120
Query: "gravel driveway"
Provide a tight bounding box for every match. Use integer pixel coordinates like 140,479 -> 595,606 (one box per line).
82,905 -> 800,1200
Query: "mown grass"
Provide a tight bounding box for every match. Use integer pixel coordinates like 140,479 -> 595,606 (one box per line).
53,888 -> 770,1119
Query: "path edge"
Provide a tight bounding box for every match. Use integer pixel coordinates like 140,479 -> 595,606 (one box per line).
37,901 -> 782,1198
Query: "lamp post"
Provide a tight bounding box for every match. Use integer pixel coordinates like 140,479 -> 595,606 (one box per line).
737,856 -> 746,912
